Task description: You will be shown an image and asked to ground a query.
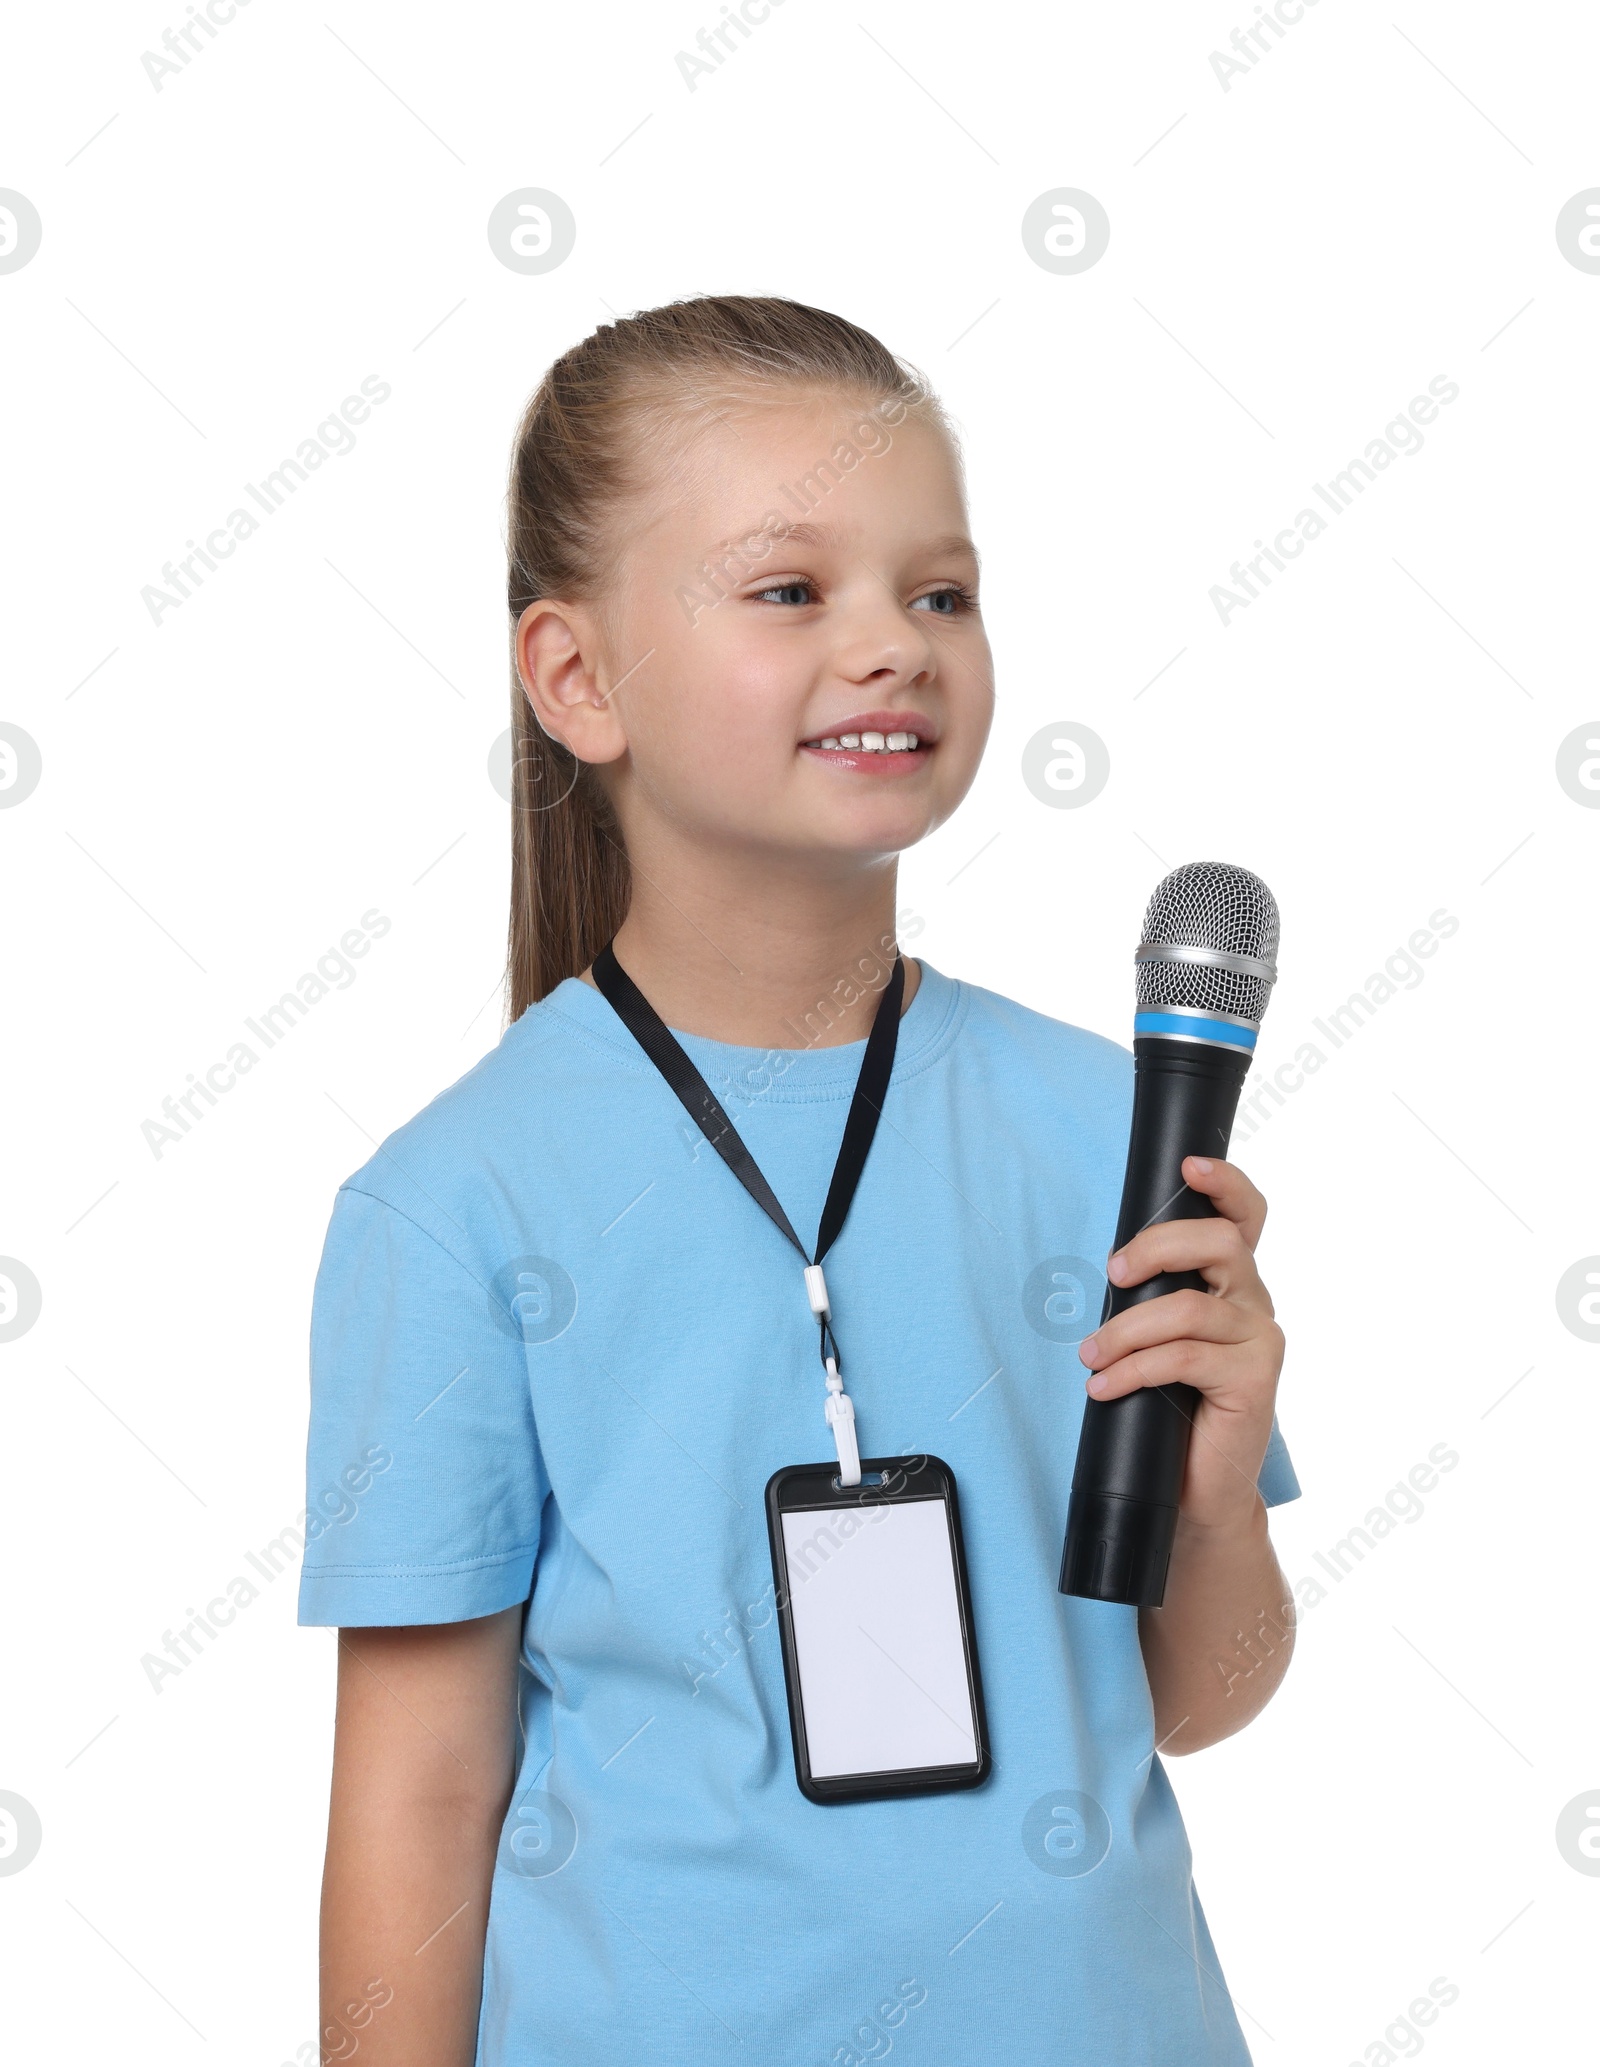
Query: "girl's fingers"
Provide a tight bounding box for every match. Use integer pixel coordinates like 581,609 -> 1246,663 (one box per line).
1177,1155 -> 1267,1248
1107,1212 -> 1271,1312
1081,1324 -> 1284,1405
1082,1160 -> 1283,1408
1079,1286 -> 1251,1375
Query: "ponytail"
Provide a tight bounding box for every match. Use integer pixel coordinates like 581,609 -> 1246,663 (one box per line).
505,687 -> 630,1025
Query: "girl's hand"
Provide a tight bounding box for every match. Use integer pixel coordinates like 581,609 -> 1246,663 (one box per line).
1076,1155 -> 1284,1534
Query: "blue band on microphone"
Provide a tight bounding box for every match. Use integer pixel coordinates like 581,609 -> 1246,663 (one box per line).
1134,1010 -> 1258,1053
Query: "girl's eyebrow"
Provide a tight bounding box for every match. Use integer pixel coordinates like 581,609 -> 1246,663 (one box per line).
748,519 -> 979,560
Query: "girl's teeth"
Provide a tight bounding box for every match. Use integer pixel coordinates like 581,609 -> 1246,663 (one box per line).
807,731 -> 925,753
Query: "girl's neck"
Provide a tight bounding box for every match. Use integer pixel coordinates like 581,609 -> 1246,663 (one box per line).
578,855 -> 919,1049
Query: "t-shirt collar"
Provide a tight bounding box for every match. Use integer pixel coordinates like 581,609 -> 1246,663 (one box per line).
537,955 -> 953,1100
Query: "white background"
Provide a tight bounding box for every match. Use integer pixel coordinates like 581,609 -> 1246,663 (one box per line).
2,1 -> 1596,2059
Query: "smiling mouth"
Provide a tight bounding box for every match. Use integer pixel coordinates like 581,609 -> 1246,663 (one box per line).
799,711 -> 937,757
800,729 -> 928,755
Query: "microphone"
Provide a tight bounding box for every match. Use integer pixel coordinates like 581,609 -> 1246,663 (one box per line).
1058,861 -> 1281,1609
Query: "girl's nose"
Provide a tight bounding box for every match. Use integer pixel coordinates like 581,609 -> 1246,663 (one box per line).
830,601 -> 937,687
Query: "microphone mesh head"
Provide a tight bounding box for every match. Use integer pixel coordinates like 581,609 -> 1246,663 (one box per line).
1136,862 -> 1280,1023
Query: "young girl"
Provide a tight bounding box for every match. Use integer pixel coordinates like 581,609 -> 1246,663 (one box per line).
299,295 -> 1300,2066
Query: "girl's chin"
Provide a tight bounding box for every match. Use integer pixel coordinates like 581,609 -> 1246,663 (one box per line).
789,803 -> 938,854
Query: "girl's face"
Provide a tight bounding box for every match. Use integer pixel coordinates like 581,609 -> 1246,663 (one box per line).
532,390 -> 994,874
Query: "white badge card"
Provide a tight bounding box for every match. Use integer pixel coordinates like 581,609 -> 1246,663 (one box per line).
765,1457 -> 991,1804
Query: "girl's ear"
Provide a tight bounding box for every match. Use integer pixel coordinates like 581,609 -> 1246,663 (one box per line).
515,598 -> 629,765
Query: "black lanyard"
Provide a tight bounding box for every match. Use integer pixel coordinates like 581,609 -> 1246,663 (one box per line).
590,941 -> 905,1387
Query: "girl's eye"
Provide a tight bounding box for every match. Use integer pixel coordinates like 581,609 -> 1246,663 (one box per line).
913,585 -> 976,616
752,579 -> 976,612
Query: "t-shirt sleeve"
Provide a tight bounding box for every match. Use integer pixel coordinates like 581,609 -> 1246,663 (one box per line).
1257,1412 -> 1300,1508
296,1184 -> 548,1627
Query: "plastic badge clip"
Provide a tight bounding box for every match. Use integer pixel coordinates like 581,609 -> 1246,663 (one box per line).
823,1355 -> 861,1487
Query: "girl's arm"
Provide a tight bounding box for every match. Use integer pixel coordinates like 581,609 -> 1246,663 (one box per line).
319,1606 -> 522,2066
1075,1155 -> 1296,1755
1137,1500 -> 1294,1753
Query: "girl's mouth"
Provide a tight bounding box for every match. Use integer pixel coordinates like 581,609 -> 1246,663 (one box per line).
799,714 -> 936,771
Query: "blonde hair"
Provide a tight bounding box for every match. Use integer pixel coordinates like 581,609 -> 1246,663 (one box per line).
503,294 -> 948,1021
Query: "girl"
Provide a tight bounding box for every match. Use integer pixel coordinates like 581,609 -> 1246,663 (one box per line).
299,295 -> 1300,2066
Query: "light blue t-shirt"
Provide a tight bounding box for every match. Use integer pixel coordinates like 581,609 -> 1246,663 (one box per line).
298,958 -> 1298,2066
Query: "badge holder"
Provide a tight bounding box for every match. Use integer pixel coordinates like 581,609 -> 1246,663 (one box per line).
589,942 -> 991,1806
767,1449 -> 990,1804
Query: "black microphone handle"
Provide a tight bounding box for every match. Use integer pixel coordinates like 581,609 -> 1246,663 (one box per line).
1058,1037 -> 1252,1607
